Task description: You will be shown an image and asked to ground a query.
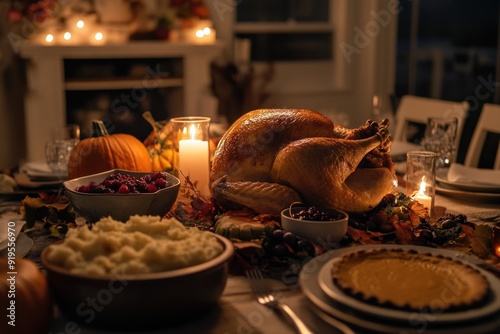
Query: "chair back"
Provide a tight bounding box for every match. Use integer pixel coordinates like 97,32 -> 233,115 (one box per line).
464,103 -> 500,169
393,95 -> 469,161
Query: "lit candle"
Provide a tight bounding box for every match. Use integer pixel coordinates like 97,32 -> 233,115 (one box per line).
493,224 -> 500,258
178,124 -> 210,196
412,176 -> 432,213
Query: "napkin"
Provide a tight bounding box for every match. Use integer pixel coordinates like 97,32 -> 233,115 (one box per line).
0,215 -> 25,251
0,174 -> 16,193
447,163 -> 500,186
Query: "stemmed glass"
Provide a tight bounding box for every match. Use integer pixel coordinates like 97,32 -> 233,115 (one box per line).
421,117 -> 458,169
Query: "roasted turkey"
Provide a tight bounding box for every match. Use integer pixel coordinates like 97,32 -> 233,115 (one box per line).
210,109 -> 397,215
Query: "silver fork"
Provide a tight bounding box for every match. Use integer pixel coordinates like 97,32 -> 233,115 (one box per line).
246,268 -> 314,334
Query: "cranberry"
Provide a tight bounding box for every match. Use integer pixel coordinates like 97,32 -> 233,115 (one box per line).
147,183 -> 157,193
75,172 -> 170,194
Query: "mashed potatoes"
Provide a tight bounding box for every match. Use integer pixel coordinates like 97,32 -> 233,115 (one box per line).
46,215 -> 224,276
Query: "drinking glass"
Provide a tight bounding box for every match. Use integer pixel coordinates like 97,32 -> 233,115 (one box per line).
406,151 -> 436,221
421,117 -> 458,169
170,117 -> 211,196
45,124 -> 81,176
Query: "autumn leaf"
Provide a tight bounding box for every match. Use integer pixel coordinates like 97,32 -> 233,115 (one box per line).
393,220 -> 415,244
467,224 -> 493,258
407,200 -> 428,226
347,226 -> 382,245
20,196 -> 47,227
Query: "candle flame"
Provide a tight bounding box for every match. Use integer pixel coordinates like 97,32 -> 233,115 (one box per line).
189,124 -> 197,140
76,20 -> 84,29
63,32 -> 71,40
45,34 -> 54,43
496,245 -> 500,257
94,32 -> 104,41
419,176 -> 427,194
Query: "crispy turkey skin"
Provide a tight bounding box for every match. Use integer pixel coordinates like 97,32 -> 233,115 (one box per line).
210,109 -> 397,215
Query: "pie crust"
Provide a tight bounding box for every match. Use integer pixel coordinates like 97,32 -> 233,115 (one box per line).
331,248 -> 490,312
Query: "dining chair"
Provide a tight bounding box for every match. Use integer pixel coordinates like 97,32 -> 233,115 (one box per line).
464,103 -> 500,169
393,95 -> 469,161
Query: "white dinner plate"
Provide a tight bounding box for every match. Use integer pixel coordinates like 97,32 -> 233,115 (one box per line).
436,184 -> 500,203
0,220 -> 25,251
14,172 -> 63,188
317,248 -> 500,323
436,170 -> 500,193
299,245 -> 500,333
0,233 -> 33,258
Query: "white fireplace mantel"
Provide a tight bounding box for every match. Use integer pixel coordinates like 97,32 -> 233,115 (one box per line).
19,41 -> 223,162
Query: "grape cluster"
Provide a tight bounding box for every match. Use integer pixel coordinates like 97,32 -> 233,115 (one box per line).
416,213 -> 466,245
261,229 -> 315,260
75,172 -> 170,194
292,206 -> 344,221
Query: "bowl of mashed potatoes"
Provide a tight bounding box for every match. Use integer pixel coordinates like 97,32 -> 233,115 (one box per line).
41,215 -> 234,330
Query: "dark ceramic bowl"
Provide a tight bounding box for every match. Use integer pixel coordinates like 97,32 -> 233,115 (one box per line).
41,233 -> 234,330
63,169 -> 180,223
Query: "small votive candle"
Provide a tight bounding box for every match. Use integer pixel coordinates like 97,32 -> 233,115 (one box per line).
493,224 -> 500,258
406,151 -> 436,220
171,117 -> 211,196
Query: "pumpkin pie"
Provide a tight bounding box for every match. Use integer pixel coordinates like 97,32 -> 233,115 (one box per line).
331,248 -> 490,312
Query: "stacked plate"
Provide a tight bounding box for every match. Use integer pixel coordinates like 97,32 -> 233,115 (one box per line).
436,164 -> 500,203
0,218 -> 33,258
299,245 -> 500,333
14,161 -> 66,188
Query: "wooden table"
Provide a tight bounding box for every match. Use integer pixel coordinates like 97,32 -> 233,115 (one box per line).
2,193 -> 499,334
51,192 -> 500,333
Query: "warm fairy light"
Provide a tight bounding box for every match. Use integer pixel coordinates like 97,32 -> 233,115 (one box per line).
196,27 -> 212,39
63,32 -> 72,41
94,32 -> 103,41
45,34 -> 54,43
76,20 -> 84,29
195,29 -> 205,38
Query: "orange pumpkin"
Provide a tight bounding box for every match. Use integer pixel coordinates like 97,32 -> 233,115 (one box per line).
67,120 -> 152,179
0,258 -> 53,334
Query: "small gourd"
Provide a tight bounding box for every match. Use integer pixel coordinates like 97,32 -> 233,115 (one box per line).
143,111 -> 174,172
0,258 -> 53,334
67,120 -> 152,179
214,213 -> 277,241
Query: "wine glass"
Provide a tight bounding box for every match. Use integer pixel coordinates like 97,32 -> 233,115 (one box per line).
421,117 -> 458,169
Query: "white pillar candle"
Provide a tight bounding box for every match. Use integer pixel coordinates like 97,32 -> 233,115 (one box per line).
178,125 -> 210,196
412,177 -> 432,213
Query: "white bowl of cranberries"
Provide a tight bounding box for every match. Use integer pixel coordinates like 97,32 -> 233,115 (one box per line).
63,169 -> 180,223
281,205 -> 348,244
